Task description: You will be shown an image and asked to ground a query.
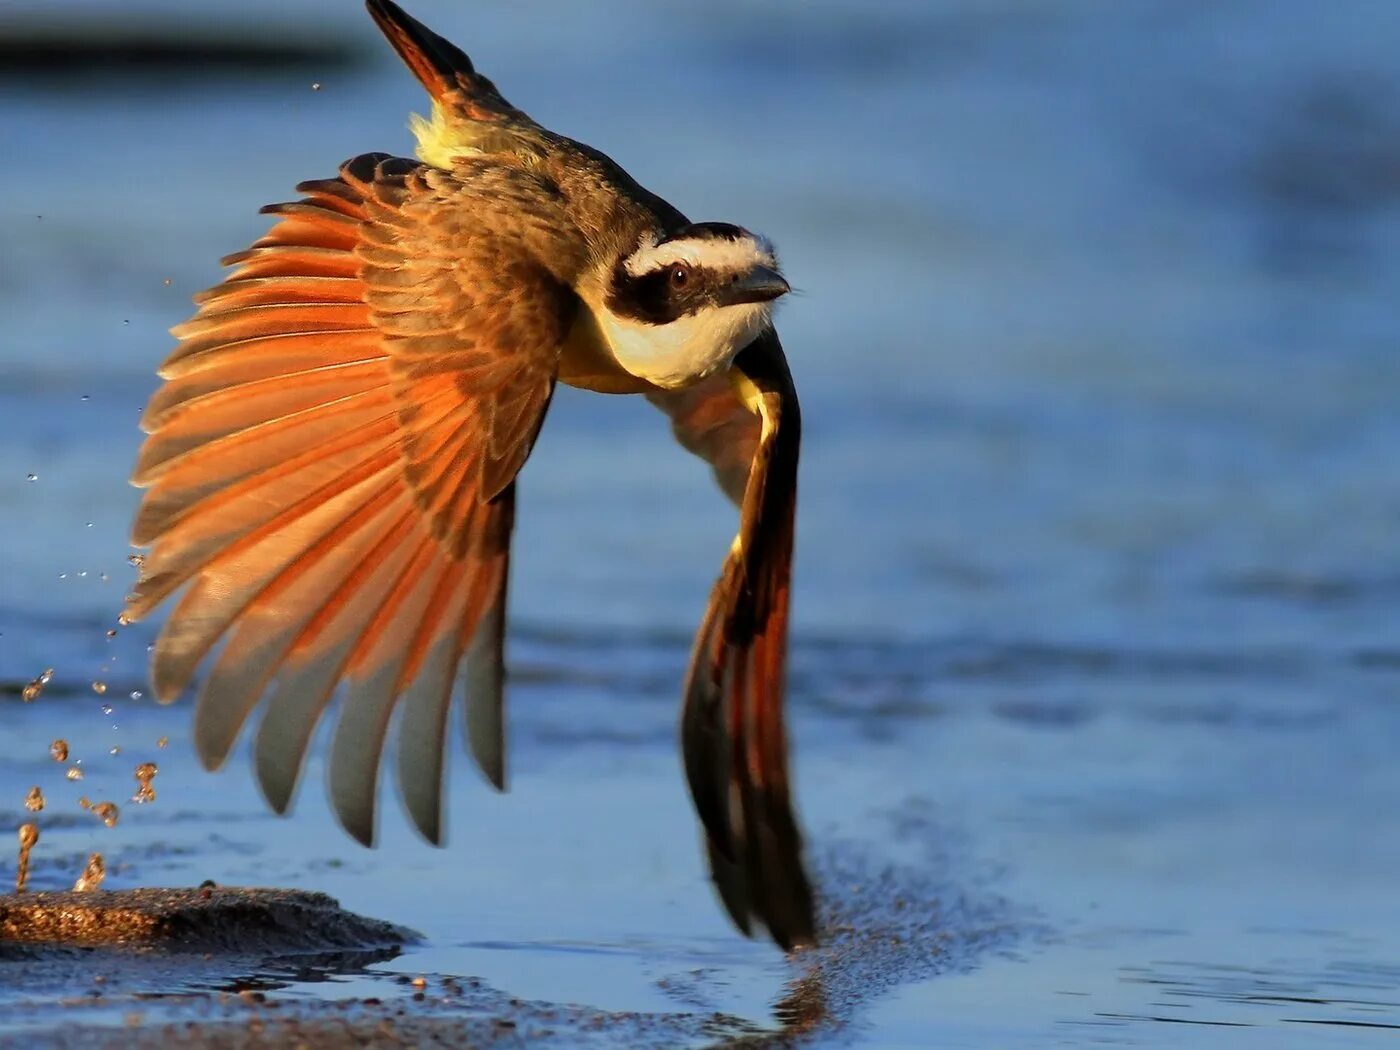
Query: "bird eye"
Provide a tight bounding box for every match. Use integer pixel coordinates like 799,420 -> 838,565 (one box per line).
669,265 -> 690,287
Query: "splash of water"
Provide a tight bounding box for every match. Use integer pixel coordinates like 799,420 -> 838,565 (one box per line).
22,668 -> 54,703
15,824 -> 38,893
132,762 -> 158,805
73,853 -> 105,892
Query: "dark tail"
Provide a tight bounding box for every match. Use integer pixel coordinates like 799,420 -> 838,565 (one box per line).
365,0 -> 487,104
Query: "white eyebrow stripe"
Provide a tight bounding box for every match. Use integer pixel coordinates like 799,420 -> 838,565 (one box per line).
624,234 -> 777,277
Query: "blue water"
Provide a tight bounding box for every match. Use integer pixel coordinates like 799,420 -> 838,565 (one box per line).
2,0 -> 1399,1045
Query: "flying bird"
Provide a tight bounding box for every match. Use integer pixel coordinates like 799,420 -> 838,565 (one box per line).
125,0 -> 814,950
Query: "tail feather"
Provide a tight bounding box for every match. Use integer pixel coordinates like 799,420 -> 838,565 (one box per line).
366,0 -> 476,101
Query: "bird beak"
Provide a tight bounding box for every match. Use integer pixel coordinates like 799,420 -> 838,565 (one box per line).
719,265 -> 791,307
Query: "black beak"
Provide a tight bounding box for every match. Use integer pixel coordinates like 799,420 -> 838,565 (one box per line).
719,265 -> 791,307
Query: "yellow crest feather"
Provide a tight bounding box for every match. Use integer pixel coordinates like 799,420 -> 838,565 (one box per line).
409,102 -> 484,168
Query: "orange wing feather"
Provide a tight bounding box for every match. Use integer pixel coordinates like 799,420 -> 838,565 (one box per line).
125,153 -> 576,846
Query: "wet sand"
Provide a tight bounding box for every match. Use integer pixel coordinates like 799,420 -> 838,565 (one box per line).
0,833 -> 1021,1047
0,887 -> 415,952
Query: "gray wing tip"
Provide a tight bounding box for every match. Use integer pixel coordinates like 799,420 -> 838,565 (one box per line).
256,764 -> 295,816
462,596 -> 508,792
401,789 -> 445,847
471,745 -> 506,792
338,808 -> 377,849
193,714 -> 232,773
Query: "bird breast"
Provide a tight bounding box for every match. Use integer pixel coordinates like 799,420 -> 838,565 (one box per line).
587,302 -> 772,391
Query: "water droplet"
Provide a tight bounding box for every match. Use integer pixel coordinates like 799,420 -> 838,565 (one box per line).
49,739 -> 68,762
126,553 -> 146,568
162,278 -> 172,287
132,762 -> 158,804
24,473 -> 37,482
22,668 -> 54,703
156,736 -> 168,749
130,690 -> 143,701
15,823 -> 39,893
92,681 -> 107,696
100,704 -> 113,716
106,629 -> 118,639
73,853 -> 105,892
117,613 -> 133,627
91,802 -> 120,828
311,81 -> 322,91
108,746 -> 120,756
66,766 -> 84,782
24,787 -> 43,813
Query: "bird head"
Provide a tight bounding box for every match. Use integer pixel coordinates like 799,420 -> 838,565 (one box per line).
601,223 -> 791,388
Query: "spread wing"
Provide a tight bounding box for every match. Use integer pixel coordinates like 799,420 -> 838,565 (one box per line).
645,374 -> 759,507
125,152 -> 582,847
650,332 -> 817,950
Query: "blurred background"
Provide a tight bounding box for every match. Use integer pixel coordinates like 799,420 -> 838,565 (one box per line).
1,1 -> 1399,1045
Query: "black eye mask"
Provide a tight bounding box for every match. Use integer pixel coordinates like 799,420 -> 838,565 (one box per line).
607,264 -> 727,325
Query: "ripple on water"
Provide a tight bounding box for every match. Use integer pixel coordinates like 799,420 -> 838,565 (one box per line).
1094,951 -> 1400,1034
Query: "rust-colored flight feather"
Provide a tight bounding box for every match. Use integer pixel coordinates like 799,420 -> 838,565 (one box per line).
125,153 -> 574,847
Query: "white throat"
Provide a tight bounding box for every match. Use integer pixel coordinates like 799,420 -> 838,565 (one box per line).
601,303 -> 772,389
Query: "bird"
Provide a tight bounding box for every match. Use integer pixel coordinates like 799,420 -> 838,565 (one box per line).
124,0 -> 815,950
